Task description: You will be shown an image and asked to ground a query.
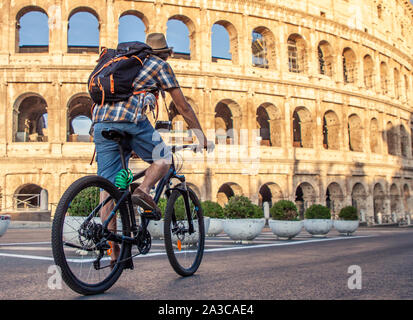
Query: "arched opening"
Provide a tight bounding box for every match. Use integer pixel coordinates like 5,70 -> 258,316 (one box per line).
13,94 -> 48,142
14,184 -> 43,210
16,7 -> 49,53
370,118 -> 380,154
390,184 -> 401,219
292,107 -> 313,148
256,103 -> 282,147
167,15 -> 195,60
317,41 -> 333,77
400,125 -> 409,158
351,183 -> 367,221
363,55 -> 374,89
373,183 -> 385,223
214,100 -> 241,145
251,27 -> 275,69
67,94 -> 93,142
211,21 -> 238,63
380,62 -> 389,94
342,48 -> 357,84
118,12 -> 146,43
287,34 -> 307,73
295,182 -> 316,219
394,68 -> 400,99
348,114 -> 363,152
216,183 -> 243,207
386,122 -> 398,156
68,9 -> 99,53
322,110 -> 340,150
258,182 -> 283,207
326,182 -> 344,216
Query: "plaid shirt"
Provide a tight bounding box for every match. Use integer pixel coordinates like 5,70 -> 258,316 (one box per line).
92,55 -> 180,124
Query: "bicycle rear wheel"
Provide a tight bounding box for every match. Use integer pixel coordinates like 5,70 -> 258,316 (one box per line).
164,185 -> 205,276
51,175 -> 130,295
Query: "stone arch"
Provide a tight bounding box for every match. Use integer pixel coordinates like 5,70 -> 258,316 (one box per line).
216,182 -> 243,207
342,47 -> 357,84
251,26 -> 275,69
403,184 -> 411,215
214,99 -> 242,145
373,183 -> 386,223
68,7 -> 100,53
394,68 -> 400,99
322,110 -> 340,150
258,182 -> 283,207
287,33 -> 307,73
118,10 -> 148,43
351,182 -> 367,220
13,93 -> 48,142
317,40 -> 334,77
14,183 -> 43,209
370,118 -> 381,153
67,94 -> 93,142
363,55 -> 375,89
15,6 -> 49,53
292,107 -> 313,148
256,103 -> 282,147
390,183 -> 401,218
211,20 -> 238,64
326,182 -> 345,216
167,15 -> 196,60
386,121 -> 398,156
380,61 -> 389,94
295,182 -> 316,219
400,124 -> 409,158
348,113 -> 363,152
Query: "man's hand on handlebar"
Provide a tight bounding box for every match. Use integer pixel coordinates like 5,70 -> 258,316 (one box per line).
201,139 -> 215,153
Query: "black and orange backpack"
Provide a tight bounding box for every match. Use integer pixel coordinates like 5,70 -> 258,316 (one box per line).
88,41 -> 152,106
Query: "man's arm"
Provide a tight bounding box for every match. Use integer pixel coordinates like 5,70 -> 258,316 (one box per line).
167,87 -> 210,148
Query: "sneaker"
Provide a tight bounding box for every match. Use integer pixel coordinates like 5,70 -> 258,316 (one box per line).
131,188 -> 162,220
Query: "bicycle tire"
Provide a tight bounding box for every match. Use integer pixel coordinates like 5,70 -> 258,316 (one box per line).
163,185 -> 205,276
51,175 -> 131,295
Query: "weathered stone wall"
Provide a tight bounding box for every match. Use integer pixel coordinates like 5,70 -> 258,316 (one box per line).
0,0 -> 412,222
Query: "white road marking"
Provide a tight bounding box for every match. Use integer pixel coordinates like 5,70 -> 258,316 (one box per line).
0,235 -> 373,262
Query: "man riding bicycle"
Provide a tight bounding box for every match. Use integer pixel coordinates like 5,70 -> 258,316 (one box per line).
92,33 -> 213,264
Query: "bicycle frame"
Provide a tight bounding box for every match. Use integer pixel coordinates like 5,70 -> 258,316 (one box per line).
95,141 -> 195,247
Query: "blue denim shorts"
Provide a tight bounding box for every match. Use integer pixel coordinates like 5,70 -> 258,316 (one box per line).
93,120 -> 172,184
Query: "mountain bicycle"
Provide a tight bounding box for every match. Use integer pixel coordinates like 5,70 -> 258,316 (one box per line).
51,127 -> 205,295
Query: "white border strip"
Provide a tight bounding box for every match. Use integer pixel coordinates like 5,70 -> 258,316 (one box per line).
0,235 -> 373,262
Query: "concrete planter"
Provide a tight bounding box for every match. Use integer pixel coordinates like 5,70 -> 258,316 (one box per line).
268,219 -> 303,239
223,218 -> 265,242
334,220 -> 359,235
206,218 -> 225,236
148,217 -> 210,242
304,219 -> 333,237
0,215 -> 11,238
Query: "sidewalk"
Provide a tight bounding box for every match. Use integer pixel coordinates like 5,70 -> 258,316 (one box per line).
8,221 -> 52,229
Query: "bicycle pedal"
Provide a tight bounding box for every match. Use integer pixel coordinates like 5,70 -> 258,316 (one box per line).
141,210 -> 161,221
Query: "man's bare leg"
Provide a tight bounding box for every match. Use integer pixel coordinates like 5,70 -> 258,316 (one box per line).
138,159 -> 170,194
100,191 -> 120,262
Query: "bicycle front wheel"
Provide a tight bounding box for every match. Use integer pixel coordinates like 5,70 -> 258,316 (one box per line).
51,175 -> 130,295
164,185 -> 205,276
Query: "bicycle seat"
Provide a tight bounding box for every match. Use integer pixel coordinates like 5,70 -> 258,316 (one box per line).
101,128 -> 131,142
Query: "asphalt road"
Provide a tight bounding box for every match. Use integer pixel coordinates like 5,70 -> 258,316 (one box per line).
0,227 -> 412,300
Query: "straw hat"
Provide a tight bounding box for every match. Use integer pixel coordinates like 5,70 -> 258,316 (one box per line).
146,33 -> 173,54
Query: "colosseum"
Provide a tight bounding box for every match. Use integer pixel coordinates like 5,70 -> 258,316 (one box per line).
0,0 -> 412,225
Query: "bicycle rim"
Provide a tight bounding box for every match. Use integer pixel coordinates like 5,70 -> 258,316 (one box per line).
164,187 -> 205,276
52,176 -> 130,295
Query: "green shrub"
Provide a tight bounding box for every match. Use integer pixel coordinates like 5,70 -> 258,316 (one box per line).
201,201 -> 224,218
223,196 -> 264,219
338,206 -> 358,220
304,204 -> 331,219
68,187 -> 100,217
270,200 -> 299,221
